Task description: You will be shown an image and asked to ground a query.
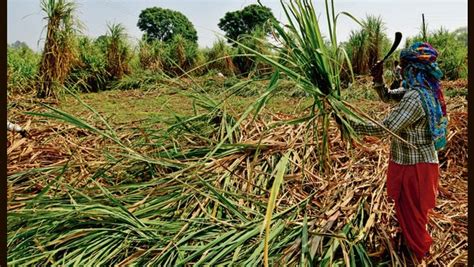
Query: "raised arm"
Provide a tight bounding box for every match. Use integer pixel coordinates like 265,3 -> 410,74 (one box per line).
371,61 -> 406,102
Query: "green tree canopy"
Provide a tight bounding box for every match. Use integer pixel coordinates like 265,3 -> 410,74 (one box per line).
137,7 -> 198,43
10,41 -> 30,49
218,4 -> 275,45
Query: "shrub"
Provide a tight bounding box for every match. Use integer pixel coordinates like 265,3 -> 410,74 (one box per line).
7,44 -> 41,94
67,36 -> 108,92
344,15 -> 390,76
138,38 -> 167,72
166,34 -> 199,75
203,38 -> 237,76
233,27 -> 274,77
405,27 -> 467,80
105,23 -> 132,80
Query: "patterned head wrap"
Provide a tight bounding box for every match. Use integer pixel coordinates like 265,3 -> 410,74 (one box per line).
400,42 -> 447,150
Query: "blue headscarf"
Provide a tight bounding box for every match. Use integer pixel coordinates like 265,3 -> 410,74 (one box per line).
400,42 -> 447,150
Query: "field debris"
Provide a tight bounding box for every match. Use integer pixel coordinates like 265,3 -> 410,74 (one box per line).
7,86 -> 467,265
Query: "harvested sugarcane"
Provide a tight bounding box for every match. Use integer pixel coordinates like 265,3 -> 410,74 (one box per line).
236,0 -> 368,172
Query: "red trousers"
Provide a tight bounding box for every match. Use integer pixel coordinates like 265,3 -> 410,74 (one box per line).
387,161 -> 439,260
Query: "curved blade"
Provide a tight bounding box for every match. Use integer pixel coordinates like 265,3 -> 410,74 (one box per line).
381,32 -> 402,62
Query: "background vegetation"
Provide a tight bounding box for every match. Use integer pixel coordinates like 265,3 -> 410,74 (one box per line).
7,0 -> 468,265
405,26 -> 468,80
8,4 -> 467,96
218,4 -> 276,46
7,8 -> 468,96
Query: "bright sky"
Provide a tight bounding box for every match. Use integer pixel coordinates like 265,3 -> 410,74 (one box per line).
8,0 -> 467,51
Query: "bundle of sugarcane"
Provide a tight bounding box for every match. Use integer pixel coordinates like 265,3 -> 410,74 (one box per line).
235,0 -> 372,172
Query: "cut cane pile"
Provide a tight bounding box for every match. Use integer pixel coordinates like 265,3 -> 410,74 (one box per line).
7,87 -> 467,265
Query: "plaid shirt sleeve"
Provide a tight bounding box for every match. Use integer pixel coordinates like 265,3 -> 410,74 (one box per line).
374,83 -> 406,102
350,90 -> 424,137
348,90 -> 437,165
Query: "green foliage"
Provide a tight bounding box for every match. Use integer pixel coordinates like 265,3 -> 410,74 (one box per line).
344,15 -> 389,75
166,34 -> 199,75
406,26 -> 467,80
111,69 -> 167,91
193,48 -> 207,76
429,28 -> 466,80
67,36 -> 109,92
138,34 -> 199,76
203,38 -> 238,76
7,43 -> 41,93
218,4 -> 275,46
345,30 -> 369,75
94,34 -> 109,50
137,7 -> 198,43
453,26 -> 467,46
364,15 -> 389,69
138,38 -> 167,72
106,23 -> 132,80
234,27 -> 274,77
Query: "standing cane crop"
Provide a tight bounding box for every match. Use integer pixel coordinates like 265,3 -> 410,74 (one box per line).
37,0 -> 79,98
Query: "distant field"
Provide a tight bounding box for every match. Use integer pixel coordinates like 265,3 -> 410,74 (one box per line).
59,79 -> 315,125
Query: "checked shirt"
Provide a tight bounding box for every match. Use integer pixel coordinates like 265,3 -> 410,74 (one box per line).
351,84 -> 438,165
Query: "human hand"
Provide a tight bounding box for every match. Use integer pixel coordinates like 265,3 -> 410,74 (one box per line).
370,61 -> 384,84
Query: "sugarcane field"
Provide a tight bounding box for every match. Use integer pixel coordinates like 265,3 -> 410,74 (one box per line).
7,0 -> 467,266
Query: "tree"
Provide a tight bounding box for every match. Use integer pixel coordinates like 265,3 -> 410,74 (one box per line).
10,41 -> 30,49
94,35 -> 109,51
137,7 -> 197,43
218,4 -> 275,45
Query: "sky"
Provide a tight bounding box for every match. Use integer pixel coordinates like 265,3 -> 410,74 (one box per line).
8,0 -> 467,51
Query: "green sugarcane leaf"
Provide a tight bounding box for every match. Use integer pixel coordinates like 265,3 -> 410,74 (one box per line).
262,151 -> 290,266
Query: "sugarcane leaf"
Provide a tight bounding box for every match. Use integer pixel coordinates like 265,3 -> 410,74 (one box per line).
262,151 -> 290,266
253,71 -> 280,120
301,213 -> 309,266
